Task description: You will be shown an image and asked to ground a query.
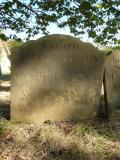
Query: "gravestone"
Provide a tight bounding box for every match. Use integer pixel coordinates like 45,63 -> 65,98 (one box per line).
105,50 -> 120,119
0,40 -> 11,75
11,34 -> 105,123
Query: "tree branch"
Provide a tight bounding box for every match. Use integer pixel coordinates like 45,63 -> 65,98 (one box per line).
16,0 -> 44,16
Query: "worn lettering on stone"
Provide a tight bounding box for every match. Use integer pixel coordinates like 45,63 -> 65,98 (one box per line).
11,34 -> 105,123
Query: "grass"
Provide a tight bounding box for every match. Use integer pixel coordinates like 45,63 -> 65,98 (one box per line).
0,118 -> 120,160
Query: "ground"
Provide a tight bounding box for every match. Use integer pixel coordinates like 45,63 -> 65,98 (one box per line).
0,78 -> 120,160
0,119 -> 120,160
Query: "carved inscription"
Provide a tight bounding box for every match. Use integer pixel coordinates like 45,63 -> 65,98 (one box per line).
11,34 -> 104,123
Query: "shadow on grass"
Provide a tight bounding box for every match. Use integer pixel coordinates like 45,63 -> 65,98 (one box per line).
16,126 -> 93,160
0,104 -> 10,120
0,74 -> 10,120
72,119 -> 120,143
16,121 -> 120,160
0,119 -> 120,160
0,74 -> 10,81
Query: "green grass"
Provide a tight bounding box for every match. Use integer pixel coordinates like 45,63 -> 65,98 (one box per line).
0,118 -> 120,160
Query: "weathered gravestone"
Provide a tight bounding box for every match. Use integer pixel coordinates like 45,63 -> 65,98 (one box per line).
105,50 -> 120,119
11,34 -> 105,123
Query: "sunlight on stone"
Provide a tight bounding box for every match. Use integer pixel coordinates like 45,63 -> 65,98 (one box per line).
1,54 -> 11,75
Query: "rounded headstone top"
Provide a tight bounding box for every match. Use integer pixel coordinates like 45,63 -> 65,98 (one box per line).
12,34 -> 104,67
13,34 -> 102,53
34,34 -> 100,51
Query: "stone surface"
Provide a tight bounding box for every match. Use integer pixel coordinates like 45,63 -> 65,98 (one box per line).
0,40 -> 11,75
11,34 -> 105,123
105,50 -> 120,118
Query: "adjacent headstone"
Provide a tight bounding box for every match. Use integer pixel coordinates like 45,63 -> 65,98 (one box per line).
0,40 -> 11,75
105,50 -> 120,119
11,34 -> 105,123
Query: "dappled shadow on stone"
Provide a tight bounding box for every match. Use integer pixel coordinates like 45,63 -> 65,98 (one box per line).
11,35 -> 105,122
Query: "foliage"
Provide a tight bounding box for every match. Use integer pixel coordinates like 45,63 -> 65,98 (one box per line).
0,0 -> 120,45
112,45 -> 120,51
103,45 -> 120,51
7,39 -> 23,52
0,33 -> 8,41
0,30 -> 7,41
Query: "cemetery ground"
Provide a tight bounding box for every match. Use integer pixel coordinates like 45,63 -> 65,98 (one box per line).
0,76 -> 120,160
